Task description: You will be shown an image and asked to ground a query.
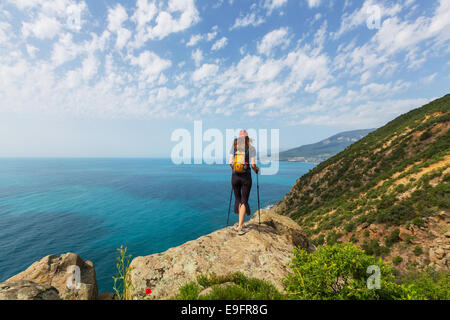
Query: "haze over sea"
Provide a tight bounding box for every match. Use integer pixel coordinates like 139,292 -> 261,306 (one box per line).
0,158 -> 314,293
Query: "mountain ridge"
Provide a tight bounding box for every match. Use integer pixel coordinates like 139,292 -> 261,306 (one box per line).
279,129 -> 375,163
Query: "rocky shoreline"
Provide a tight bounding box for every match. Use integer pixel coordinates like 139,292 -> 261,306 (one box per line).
0,210 -> 312,300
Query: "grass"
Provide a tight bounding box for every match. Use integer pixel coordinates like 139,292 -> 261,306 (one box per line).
174,272 -> 283,300
112,245 -> 133,300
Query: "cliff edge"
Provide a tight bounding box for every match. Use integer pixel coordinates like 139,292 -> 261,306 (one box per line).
128,210 -> 312,300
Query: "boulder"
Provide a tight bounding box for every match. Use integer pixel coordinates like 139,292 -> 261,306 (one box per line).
128,210 -> 311,300
0,280 -> 60,300
7,253 -> 97,300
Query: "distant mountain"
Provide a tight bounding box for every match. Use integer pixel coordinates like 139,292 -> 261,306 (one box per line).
279,129 -> 375,163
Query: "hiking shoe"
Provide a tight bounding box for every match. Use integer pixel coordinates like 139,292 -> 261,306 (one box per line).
237,228 -> 247,236
234,224 -> 249,232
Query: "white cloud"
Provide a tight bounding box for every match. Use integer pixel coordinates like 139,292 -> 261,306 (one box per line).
335,0 -> 402,38
129,50 -> 172,84
192,64 -> 219,81
147,0 -> 200,40
191,48 -> 203,67
187,34 -> 202,47
211,37 -> 228,51
26,44 -> 39,58
0,22 -> 12,44
51,33 -> 80,66
108,4 -> 128,31
107,4 -> 131,49
230,13 -> 265,30
81,55 -> 99,81
207,26 -> 218,41
306,0 -> 321,9
257,27 -> 290,55
297,98 -> 431,127
264,0 -> 288,14
420,73 -> 437,85
132,0 -> 157,29
22,14 -> 61,39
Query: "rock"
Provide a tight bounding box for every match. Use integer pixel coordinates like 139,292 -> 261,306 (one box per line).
356,222 -> 370,232
128,210 -> 311,300
429,248 -> 446,262
399,227 -> 412,240
368,224 -> 379,233
445,231 -> 450,238
7,253 -> 97,300
0,280 -> 60,300
437,211 -> 450,220
97,292 -> 116,300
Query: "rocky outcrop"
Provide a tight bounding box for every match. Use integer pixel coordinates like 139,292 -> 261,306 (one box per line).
0,280 -> 60,300
128,210 -> 312,300
6,253 -> 97,300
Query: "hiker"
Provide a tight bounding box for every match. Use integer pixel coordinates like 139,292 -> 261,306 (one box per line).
229,130 -> 259,235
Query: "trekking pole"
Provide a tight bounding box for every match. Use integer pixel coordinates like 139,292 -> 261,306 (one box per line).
226,188 -> 233,227
257,171 -> 261,232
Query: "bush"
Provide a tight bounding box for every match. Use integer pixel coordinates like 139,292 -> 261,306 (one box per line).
412,217 -> 425,227
174,272 -> 283,300
414,246 -> 423,256
362,239 -> 390,257
404,235 -> 415,244
420,130 -> 432,141
398,268 -> 450,300
349,234 -> 359,243
283,243 -> 413,300
393,256 -> 403,265
313,234 -> 325,246
344,222 -> 356,233
326,231 -> 343,245
384,229 -> 401,247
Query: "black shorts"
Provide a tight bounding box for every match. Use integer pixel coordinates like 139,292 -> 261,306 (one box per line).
231,172 -> 252,216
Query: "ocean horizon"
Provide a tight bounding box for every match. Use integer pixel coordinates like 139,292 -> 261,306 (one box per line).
0,158 -> 315,293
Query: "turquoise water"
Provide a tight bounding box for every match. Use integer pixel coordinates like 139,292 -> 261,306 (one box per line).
0,158 -> 315,293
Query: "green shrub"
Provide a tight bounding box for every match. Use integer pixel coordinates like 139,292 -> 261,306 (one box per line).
313,234 -> 325,246
414,246 -> 423,256
398,268 -> 450,300
393,256 -> 403,265
362,239 -> 390,257
420,130 -> 432,141
174,272 -> 283,300
412,217 -> 425,227
344,222 -> 356,233
384,229 -> 401,247
405,235 -> 415,244
326,231 -> 343,245
349,234 -> 359,243
283,243 -> 413,300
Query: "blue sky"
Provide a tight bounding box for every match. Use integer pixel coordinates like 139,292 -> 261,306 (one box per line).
0,0 -> 449,157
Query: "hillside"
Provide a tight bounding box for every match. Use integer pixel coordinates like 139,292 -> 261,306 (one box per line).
279,129 -> 375,163
275,94 -> 450,270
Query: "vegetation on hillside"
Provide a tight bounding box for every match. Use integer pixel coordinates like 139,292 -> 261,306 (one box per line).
275,94 -> 450,268
173,244 -> 449,300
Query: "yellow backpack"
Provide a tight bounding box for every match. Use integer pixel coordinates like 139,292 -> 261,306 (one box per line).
233,149 -> 248,173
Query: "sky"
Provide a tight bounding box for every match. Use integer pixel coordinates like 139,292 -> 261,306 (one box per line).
0,0 -> 449,157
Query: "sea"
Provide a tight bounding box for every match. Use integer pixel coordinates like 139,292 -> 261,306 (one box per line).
0,158 -> 315,293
